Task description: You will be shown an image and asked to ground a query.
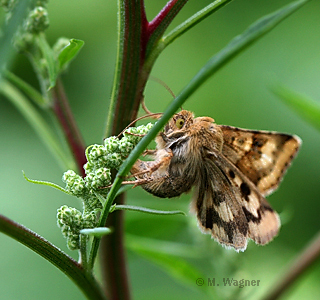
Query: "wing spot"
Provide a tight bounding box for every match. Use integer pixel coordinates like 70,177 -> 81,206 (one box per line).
229,170 -> 235,179
240,182 -> 251,201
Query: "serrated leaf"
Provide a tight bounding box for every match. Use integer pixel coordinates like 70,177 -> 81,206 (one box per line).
273,85 -> 320,132
58,39 -> 84,71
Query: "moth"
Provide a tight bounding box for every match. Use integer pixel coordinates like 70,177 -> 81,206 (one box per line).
129,110 -> 301,251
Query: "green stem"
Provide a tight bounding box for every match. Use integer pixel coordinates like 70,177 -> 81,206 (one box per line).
0,214 -> 107,300
163,0 -> 233,48
89,192 -> 117,269
80,234 -> 88,270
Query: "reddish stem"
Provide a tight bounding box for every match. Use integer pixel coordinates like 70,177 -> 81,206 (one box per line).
147,0 -> 181,35
51,79 -> 87,176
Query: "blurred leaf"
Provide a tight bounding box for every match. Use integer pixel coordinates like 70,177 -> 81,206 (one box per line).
126,234 -> 214,296
273,85 -> 320,131
58,39 -> 84,71
0,80 -> 75,170
0,0 -> 32,79
5,71 -> 47,107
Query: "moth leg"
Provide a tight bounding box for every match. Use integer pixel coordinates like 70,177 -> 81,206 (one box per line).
122,178 -> 154,188
131,148 -> 173,178
125,131 -> 146,138
143,149 -> 157,156
99,177 -> 154,190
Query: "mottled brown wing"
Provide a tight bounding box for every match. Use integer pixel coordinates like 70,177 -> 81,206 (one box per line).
219,125 -> 301,196
192,150 -> 280,251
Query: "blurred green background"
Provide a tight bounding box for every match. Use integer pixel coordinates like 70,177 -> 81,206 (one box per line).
1,0 -> 320,299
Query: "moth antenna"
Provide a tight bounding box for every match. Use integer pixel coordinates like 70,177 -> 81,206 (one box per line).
141,76 -> 177,115
116,113 -> 163,138
149,75 -> 176,99
141,97 -> 154,115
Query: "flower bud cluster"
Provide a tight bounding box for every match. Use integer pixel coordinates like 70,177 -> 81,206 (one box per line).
57,205 -> 96,250
58,123 -> 153,250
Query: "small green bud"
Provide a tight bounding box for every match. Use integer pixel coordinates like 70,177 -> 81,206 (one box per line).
137,123 -> 153,135
105,152 -> 123,169
13,31 -> 34,53
119,136 -> 134,157
83,195 -> 103,213
83,161 -> 95,174
82,211 -> 97,229
87,144 -> 108,165
124,127 -> 140,144
85,167 -> 111,190
62,170 -> 87,196
57,205 -> 83,250
0,0 -> 16,11
36,0 -> 49,7
67,234 -> 80,251
104,136 -> 120,153
25,6 -> 49,33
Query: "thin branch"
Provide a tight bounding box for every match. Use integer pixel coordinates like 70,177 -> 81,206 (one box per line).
261,232 -> 320,300
163,0 -> 233,47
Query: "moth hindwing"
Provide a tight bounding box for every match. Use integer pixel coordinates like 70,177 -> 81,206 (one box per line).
129,110 -> 301,251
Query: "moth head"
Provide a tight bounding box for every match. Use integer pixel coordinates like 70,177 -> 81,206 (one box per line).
164,110 -> 194,133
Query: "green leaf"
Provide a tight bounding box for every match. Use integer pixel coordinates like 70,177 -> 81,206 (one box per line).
112,204 -> 186,216
273,85 -> 320,132
0,0 -> 32,79
58,39 -> 84,71
127,234 -> 214,296
23,171 -> 70,195
80,227 -> 112,237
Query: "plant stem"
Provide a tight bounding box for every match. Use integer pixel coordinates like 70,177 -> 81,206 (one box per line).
261,232 -> 320,300
80,234 -> 88,269
100,194 -> 131,300
51,78 -> 87,176
163,0 -> 233,48
0,214 -> 106,300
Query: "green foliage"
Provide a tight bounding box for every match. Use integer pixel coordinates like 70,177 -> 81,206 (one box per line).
273,85 -> 320,132
0,0 -> 316,300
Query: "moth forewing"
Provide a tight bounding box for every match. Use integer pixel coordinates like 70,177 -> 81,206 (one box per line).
219,125 -> 301,196
130,110 -> 301,251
